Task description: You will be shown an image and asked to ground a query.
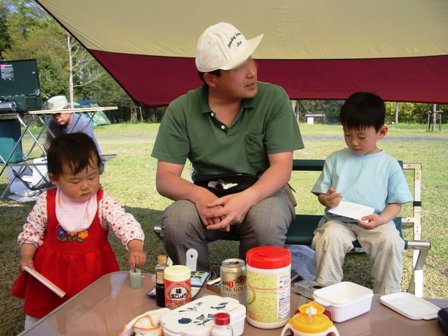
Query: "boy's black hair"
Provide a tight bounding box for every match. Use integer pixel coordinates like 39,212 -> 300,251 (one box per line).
340,92 -> 385,132
47,132 -> 101,177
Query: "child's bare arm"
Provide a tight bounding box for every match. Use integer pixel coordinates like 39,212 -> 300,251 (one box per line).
19,243 -> 37,271
358,203 -> 402,229
127,239 -> 146,269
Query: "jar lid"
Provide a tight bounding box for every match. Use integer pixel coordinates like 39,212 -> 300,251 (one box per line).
164,265 -> 191,281
246,246 -> 291,269
214,312 -> 230,325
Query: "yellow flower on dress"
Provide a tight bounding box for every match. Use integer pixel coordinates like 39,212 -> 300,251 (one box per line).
77,230 -> 89,240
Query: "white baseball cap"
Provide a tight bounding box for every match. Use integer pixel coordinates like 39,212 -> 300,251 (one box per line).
46,95 -> 68,110
195,22 -> 264,73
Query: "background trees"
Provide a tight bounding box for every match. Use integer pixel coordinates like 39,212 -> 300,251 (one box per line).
0,2 -> 12,58
2,0 -> 136,115
1,0 -> 446,123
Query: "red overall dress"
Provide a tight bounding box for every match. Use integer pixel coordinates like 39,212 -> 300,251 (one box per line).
11,188 -> 119,318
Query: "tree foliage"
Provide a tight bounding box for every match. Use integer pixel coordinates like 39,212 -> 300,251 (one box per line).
296,99 -> 343,123
1,0 -> 446,123
0,2 -> 12,58
2,0 -> 134,113
294,100 -> 447,125
386,102 -> 448,124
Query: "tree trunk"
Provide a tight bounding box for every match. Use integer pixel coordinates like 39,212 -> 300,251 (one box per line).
67,32 -> 74,107
291,100 -> 300,121
139,106 -> 143,123
395,102 -> 399,124
130,106 -> 138,122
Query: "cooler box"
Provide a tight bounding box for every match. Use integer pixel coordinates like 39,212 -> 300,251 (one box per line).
0,119 -> 23,163
161,295 -> 246,336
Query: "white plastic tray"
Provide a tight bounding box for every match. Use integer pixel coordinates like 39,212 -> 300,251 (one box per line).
380,292 -> 440,320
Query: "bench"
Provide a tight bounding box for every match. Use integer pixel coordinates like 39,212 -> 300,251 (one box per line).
154,159 -> 430,297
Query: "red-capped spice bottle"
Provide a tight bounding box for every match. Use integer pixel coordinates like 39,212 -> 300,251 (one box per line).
211,312 -> 233,336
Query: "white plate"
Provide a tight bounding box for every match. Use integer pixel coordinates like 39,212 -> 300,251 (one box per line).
380,292 -> 440,320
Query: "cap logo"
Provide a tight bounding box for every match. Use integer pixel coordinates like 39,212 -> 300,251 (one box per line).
227,32 -> 243,49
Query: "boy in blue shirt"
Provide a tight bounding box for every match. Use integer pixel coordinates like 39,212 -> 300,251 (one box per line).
311,92 -> 413,294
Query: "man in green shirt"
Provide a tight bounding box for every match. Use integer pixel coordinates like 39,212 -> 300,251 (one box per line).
152,22 -> 304,270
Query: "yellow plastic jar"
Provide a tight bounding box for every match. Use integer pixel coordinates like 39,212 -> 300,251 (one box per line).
246,246 -> 291,329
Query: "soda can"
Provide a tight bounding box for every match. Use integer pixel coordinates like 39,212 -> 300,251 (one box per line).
220,258 -> 246,305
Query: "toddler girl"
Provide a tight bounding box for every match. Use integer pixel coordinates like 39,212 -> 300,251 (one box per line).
12,132 -> 146,329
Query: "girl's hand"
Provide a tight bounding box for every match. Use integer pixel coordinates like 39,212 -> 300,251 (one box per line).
19,243 -> 37,272
128,250 -> 146,269
19,257 -> 34,272
127,240 -> 146,269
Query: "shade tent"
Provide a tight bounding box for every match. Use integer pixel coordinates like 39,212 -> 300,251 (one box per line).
36,0 -> 448,107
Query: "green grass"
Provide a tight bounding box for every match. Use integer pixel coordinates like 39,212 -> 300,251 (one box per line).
0,122 -> 447,334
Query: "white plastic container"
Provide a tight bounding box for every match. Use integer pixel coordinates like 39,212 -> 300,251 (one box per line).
312,282 -> 373,322
380,292 -> 440,320
246,246 -> 291,329
160,295 -> 246,336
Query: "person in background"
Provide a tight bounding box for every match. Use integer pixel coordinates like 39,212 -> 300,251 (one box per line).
45,96 -> 104,172
12,132 -> 146,330
152,22 -> 304,270
311,92 -> 413,294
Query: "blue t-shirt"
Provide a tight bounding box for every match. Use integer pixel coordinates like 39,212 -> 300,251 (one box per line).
312,148 -> 413,224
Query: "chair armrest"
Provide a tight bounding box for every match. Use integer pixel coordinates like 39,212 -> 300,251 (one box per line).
405,240 -> 431,270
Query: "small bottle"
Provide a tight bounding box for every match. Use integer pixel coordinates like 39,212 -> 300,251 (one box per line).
211,312 -> 233,336
155,255 -> 168,307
